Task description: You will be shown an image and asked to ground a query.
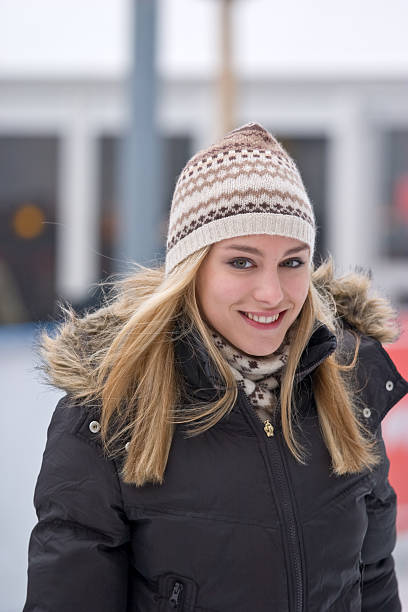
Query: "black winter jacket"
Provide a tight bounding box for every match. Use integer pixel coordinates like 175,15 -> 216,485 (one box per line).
24,322 -> 408,612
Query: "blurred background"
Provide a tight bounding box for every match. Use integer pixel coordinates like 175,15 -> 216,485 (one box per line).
0,0 -> 407,610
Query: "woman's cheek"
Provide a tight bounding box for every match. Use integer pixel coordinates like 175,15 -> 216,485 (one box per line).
291,277 -> 309,311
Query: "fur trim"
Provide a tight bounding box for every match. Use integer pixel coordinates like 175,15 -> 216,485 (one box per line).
40,260 -> 400,394
39,302 -> 123,398
312,259 -> 399,344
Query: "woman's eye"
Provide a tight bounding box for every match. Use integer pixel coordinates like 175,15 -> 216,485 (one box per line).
229,258 -> 253,269
281,258 -> 303,268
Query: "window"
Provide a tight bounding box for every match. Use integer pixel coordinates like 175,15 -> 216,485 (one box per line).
98,135 -> 119,279
97,133 -> 192,278
0,136 -> 58,323
381,129 -> 408,259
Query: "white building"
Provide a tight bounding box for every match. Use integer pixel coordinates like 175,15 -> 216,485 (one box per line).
0,0 -> 408,318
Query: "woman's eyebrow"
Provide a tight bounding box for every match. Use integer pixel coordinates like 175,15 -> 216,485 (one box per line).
222,244 -> 309,256
283,245 -> 310,256
223,245 -> 262,255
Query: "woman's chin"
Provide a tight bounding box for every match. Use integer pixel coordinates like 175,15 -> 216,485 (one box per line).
230,337 -> 283,357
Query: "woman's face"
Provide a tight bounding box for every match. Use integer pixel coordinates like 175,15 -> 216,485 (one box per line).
195,234 -> 311,356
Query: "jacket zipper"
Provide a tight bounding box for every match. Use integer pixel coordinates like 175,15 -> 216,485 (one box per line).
263,419 -> 275,437
250,355 -> 328,440
239,388 -> 304,612
252,405 -> 275,437
168,581 -> 184,608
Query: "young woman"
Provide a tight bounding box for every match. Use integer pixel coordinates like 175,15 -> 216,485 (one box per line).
24,123 -> 408,611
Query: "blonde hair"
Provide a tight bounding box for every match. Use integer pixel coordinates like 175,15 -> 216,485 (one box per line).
41,252 -> 396,486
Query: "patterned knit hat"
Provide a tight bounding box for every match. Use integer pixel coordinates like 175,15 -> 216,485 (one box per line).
165,122 -> 315,275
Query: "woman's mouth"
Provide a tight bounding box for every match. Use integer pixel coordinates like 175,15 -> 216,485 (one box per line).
239,310 -> 285,329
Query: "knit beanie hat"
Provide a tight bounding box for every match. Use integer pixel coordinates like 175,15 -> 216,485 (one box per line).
165,122 -> 315,275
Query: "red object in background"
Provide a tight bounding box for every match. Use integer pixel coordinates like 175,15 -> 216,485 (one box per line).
395,174 -> 408,223
383,314 -> 408,532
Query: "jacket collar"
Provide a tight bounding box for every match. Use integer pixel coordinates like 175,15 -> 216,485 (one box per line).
296,324 -> 337,382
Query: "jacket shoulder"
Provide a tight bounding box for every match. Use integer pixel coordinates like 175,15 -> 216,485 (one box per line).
48,394 -> 104,450
339,327 -> 408,427
25,397 -> 130,612
34,395 -> 127,535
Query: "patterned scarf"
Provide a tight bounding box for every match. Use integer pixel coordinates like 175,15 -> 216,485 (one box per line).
208,327 -> 290,422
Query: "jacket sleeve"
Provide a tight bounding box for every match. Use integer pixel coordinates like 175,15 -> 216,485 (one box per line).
24,396 -> 130,612
361,428 -> 401,612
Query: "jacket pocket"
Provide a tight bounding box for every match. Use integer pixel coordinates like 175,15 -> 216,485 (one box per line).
158,574 -> 198,611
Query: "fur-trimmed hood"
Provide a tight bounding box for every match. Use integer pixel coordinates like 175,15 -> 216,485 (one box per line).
40,261 -> 400,396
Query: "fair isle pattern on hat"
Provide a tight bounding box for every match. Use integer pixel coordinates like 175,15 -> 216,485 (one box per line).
165,122 -> 316,275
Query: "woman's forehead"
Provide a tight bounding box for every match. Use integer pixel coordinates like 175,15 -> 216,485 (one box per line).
211,234 -> 310,254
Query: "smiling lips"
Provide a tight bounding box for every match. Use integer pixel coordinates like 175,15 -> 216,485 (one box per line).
244,312 -> 280,323
240,310 -> 286,328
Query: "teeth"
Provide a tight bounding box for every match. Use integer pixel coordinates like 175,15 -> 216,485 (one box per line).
245,312 -> 280,323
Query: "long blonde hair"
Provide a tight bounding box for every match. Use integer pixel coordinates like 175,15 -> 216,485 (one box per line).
41,250 -> 398,486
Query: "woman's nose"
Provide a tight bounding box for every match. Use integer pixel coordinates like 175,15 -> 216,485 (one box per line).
251,269 -> 284,305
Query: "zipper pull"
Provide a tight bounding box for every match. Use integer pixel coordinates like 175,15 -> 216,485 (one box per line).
169,581 -> 184,608
264,419 -> 274,437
